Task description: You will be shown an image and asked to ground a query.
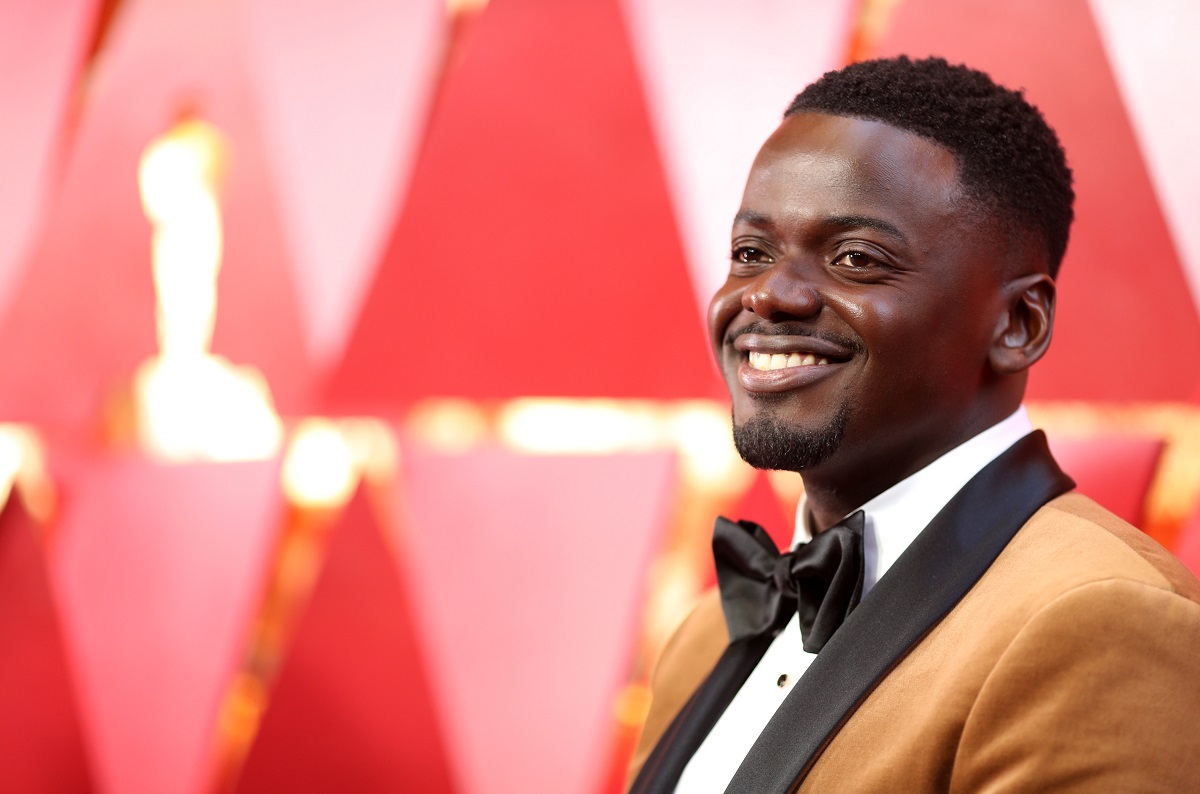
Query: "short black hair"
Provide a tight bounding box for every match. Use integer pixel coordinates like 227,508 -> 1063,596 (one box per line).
786,56 -> 1074,275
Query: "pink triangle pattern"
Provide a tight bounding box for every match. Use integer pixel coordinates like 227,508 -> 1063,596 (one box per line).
51,456 -> 283,794
395,443 -> 677,794
1090,0 -> 1200,324
620,0 -> 858,319
0,0 -> 100,328
237,0 -> 447,368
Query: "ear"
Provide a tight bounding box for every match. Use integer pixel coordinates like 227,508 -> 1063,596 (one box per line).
989,273 -> 1055,375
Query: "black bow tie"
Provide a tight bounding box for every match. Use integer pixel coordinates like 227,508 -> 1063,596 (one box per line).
713,510 -> 865,654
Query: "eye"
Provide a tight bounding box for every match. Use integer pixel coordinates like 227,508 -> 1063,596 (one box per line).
832,250 -> 875,269
731,246 -> 772,264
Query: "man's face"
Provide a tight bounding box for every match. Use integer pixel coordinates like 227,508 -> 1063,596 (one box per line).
709,113 -> 1012,491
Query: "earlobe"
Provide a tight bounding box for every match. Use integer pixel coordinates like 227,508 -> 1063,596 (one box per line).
989,274 -> 1055,375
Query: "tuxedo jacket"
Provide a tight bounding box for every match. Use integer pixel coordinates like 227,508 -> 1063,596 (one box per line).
628,433 -> 1200,793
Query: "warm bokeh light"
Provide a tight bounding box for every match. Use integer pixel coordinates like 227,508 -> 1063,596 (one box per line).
446,0 -> 489,14
280,417 -> 400,509
133,119 -> 282,462
495,398 -> 748,480
281,419 -> 357,509
665,401 -> 751,493
339,417 -> 401,485
408,399 -> 490,453
0,427 -> 24,504
0,424 -> 54,523
138,119 -> 225,358
497,399 -> 666,454
134,356 -> 283,462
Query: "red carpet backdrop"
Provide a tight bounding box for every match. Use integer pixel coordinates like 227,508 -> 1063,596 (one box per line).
0,0 -> 1198,792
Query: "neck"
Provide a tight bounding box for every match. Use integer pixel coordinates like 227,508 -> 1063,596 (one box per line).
801,479 -> 880,534
800,402 -> 1026,533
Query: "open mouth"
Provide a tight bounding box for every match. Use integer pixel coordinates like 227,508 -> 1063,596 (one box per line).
747,351 -> 831,371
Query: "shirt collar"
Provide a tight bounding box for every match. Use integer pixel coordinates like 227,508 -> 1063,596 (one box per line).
792,407 -> 1034,592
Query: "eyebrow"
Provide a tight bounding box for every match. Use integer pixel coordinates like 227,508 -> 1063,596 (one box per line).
733,210 -> 909,246
733,209 -> 772,227
824,214 -> 908,244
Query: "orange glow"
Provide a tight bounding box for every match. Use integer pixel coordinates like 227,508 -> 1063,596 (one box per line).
409,399 -> 490,453
446,0 -> 489,14
613,682 -> 652,728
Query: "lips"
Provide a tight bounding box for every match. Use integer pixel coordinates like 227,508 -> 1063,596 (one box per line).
729,330 -> 857,393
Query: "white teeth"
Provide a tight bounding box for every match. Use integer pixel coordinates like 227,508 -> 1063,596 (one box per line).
747,351 -> 836,371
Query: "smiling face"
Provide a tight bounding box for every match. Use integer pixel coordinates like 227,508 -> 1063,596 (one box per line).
710,113 -> 1035,520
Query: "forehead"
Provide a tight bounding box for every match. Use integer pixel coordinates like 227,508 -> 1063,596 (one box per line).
740,113 -> 965,240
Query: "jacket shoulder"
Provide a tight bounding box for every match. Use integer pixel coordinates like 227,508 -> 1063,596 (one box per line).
1030,492 -> 1200,603
800,492 -> 1200,792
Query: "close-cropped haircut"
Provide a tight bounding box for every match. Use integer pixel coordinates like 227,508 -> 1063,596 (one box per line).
786,56 -> 1074,276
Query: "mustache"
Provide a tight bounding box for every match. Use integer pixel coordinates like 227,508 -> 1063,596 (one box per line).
726,321 -> 865,355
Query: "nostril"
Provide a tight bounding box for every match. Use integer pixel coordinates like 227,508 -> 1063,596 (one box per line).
744,286 -> 774,317
743,275 -> 821,322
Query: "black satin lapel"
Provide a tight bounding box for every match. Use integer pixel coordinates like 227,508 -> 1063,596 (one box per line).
629,634 -> 774,794
726,431 -> 1074,793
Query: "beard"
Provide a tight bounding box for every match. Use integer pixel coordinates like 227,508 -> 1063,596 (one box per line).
732,401 -> 850,472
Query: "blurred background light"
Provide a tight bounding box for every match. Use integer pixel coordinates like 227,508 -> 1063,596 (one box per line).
280,418 -> 356,509
133,118 -> 282,462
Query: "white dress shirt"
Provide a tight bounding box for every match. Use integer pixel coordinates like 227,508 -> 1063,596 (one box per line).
674,408 -> 1034,794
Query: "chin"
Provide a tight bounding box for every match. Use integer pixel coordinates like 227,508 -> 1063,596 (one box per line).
731,403 -> 850,472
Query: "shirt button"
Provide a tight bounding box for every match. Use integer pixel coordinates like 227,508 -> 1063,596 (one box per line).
776,673 -> 789,688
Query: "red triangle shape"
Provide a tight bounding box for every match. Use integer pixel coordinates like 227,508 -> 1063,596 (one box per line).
1046,434 -> 1164,528
730,470 -> 794,552
0,497 -> 95,792
873,0 -> 1200,401
235,487 -> 456,793
326,0 -> 721,410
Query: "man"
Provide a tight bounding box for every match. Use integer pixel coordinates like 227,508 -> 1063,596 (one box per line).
627,56 -> 1200,793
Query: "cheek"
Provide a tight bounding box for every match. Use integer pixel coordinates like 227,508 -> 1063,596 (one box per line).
867,298 -> 992,390
707,282 -> 745,353
849,297 -> 946,382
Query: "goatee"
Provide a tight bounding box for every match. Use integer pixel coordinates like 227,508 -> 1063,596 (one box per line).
732,404 -> 849,472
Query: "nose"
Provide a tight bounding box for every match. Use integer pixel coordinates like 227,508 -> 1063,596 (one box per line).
742,262 -> 823,322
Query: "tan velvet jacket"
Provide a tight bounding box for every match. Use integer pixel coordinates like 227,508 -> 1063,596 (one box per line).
629,493 -> 1200,792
